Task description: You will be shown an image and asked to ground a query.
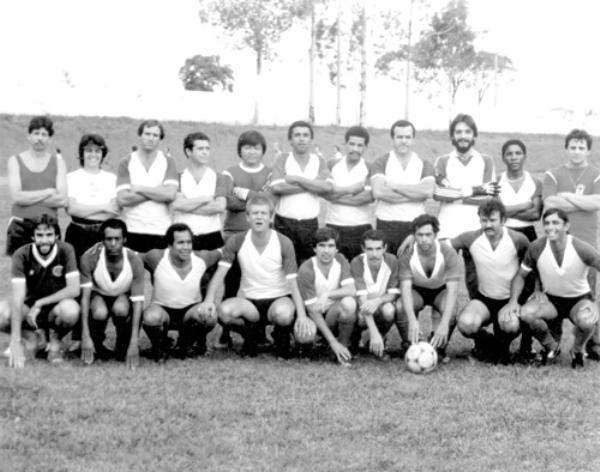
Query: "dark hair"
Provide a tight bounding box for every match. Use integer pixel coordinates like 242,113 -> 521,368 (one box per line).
237,130 -> 267,157
478,199 -> 506,220
412,214 -> 440,234
564,129 -> 592,150
78,134 -> 109,166
501,139 -> 526,158
165,223 -> 193,246
28,116 -> 54,137
99,218 -> 128,240
33,214 -> 61,239
390,119 -> 416,138
137,120 -> 165,140
542,207 -> 569,224
449,114 -> 478,138
246,193 -> 275,214
287,120 -> 314,140
312,227 -> 339,248
361,229 -> 387,246
345,126 -> 370,146
183,132 -> 210,155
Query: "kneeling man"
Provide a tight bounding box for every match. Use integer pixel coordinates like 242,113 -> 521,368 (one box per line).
5,214 -> 80,367
143,223 -> 222,360
397,215 -> 460,361
297,227 -> 356,365
351,230 -> 400,358
201,194 -> 313,358
506,208 -> 600,368
79,218 -> 144,367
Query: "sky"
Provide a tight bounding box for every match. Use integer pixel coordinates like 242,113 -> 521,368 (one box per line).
0,0 -> 599,133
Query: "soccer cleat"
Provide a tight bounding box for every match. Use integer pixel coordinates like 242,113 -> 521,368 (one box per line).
47,346 -> 64,364
585,343 -> 600,361
539,346 -> 561,366
571,350 -> 584,369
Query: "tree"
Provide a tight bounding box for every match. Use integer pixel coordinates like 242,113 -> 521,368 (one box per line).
179,55 -> 234,92
410,0 -> 477,113
469,51 -> 514,105
198,0 -> 308,124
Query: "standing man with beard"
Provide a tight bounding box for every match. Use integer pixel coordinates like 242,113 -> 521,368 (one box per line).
116,120 -> 178,253
370,120 -> 435,255
323,126 -> 374,261
434,114 -> 499,240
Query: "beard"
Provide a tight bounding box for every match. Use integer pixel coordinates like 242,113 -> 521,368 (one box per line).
451,138 -> 475,154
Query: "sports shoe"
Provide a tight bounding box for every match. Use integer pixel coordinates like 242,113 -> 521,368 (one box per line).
571,350 -> 584,369
47,345 -> 64,364
437,347 -> 451,364
539,346 -> 561,366
585,343 -> 600,361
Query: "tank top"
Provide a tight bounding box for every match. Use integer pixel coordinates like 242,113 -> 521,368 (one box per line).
11,153 -> 58,219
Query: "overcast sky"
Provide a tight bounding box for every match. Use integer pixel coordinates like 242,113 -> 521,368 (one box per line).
1,0 -> 599,132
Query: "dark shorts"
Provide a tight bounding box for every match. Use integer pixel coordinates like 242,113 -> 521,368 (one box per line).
414,285 -> 446,308
248,297 -> 285,325
473,292 -> 509,321
126,232 -> 167,253
65,217 -> 105,261
157,303 -> 197,329
274,214 -> 318,265
6,217 -> 37,256
376,218 -> 412,256
25,302 -> 59,331
326,223 -> 372,262
546,293 -> 593,319
91,292 -> 127,315
192,230 -> 224,251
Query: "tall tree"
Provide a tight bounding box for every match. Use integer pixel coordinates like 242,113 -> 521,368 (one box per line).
469,51 -> 514,106
410,0 -> 477,114
179,55 -> 234,92
199,0 -> 308,123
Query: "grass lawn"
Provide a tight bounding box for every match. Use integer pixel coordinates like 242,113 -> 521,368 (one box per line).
1,114 -> 600,471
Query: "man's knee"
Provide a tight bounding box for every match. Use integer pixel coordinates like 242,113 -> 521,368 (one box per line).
379,303 -> 396,324
519,302 -> 539,325
457,310 -> 482,337
143,305 -> 165,326
340,297 -> 357,318
112,296 -> 131,320
573,303 -> 599,331
270,303 -> 295,326
55,299 -> 80,326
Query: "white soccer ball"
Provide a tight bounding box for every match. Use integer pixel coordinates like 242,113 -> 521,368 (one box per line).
405,341 -> 438,374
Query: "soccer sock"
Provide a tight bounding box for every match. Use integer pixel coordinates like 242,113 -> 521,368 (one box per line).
518,324 -> 534,353
89,318 -> 109,350
114,317 -> 132,358
528,318 -> 557,350
144,323 -> 166,350
573,325 -> 594,353
338,320 -> 356,348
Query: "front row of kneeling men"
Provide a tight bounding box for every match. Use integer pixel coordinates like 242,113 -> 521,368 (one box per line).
3,194 -> 600,370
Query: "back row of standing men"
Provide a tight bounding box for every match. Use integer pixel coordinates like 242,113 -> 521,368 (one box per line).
4,114 -> 600,366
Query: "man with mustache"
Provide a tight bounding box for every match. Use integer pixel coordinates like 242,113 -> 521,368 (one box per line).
4,214 -> 80,367
434,114 -> 499,240
453,200 -> 529,364
323,126 -> 374,261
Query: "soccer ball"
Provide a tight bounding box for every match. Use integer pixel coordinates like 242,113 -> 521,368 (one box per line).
405,342 -> 438,374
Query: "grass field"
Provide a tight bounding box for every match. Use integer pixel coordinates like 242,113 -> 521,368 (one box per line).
1,114 -> 600,472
